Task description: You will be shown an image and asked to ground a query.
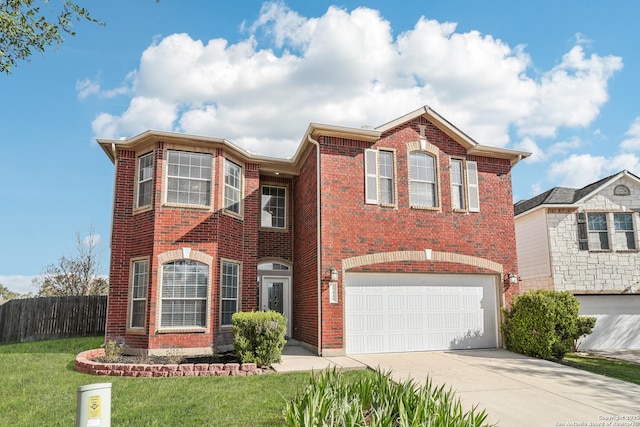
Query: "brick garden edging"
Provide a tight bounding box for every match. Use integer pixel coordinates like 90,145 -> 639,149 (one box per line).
74,349 -> 264,377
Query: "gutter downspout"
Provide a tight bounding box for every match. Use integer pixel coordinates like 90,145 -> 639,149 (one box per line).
105,142 -> 118,341
307,135 -> 322,355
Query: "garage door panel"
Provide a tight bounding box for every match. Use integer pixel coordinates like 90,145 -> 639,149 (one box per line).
345,273 -> 498,354
577,295 -> 640,350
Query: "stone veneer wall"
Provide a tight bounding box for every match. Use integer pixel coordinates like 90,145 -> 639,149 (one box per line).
75,349 -> 263,377
548,207 -> 640,293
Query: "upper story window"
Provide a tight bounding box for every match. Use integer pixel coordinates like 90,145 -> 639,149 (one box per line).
221,260 -> 240,326
130,259 -> 148,329
365,149 -> 396,206
587,213 -> 610,250
409,152 -> 438,208
137,153 -> 153,208
378,151 -> 395,204
614,213 -> 636,250
224,159 -> 242,214
160,260 -> 208,328
450,158 -> 479,212
261,185 -> 286,229
166,151 -> 212,206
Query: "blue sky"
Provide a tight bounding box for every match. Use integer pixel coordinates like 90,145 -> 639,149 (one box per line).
2,0 -> 640,294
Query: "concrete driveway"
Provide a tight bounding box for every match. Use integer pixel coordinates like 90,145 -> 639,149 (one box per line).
352,349 -> 640,427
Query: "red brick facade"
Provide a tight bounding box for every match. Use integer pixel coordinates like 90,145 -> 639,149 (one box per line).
100,107 -> 527,355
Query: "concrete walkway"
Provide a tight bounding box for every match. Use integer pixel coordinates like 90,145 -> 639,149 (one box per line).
272,342 -> 366,372
274,345 -> 640,427
353,350 -> 640,427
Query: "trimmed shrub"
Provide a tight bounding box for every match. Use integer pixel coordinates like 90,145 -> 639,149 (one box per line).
573,316 -> 597,352
284,368 -> 492,427
232,310 -> 286,367
502,290 -> 596,360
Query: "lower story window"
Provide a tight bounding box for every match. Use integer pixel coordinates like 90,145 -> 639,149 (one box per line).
221,261 -> 240,326
161,260 -> 208,328
130,259 -> 148,328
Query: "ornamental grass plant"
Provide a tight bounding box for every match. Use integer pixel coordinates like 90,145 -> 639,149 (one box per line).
284,368 -> 493,427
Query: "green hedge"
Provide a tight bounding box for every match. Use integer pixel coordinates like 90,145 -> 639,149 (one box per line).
232,310 -> 286,367
502,290 -> 596,360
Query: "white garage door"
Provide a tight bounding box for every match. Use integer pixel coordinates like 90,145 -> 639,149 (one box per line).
345,272 -> 499,354
577,295 -> 640,350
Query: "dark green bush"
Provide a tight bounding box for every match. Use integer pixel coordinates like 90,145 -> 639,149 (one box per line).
284,368 -> 492,427
502,290 -> 596,360
232,310 -> 286,367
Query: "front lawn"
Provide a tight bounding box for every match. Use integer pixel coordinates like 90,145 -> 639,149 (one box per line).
562,353 -> 640,385
0,336 -> 365,426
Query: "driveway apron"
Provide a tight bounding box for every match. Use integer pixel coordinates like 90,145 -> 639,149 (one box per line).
351,349 -> 640,427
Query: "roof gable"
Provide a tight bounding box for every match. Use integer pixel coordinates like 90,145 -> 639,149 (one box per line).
376,106 -> 530,165
514,170 -> 640,216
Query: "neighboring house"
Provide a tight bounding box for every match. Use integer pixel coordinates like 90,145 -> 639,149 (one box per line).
514,170 -> 640,350
98,106 -> 529,357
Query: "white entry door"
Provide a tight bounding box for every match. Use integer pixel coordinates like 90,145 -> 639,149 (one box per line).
261,277 -> 291,336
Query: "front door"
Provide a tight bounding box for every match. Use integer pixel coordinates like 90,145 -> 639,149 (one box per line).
261,277 -> 291,336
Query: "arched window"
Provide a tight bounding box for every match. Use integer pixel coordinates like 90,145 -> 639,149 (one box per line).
409,152 -> 438,208
258,261 -> 291,271
160,260 -> 208,328
614,185 -> 631,196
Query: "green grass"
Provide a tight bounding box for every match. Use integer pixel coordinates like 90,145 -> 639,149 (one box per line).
0,336 -> 367,426
562,353 -> 640,385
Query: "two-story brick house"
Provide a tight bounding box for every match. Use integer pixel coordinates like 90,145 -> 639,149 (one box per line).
514,170 -> 640,349
98,106 -> 529,356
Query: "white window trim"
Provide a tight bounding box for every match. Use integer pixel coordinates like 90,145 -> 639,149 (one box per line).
164,150 -> 213,209
364,148 -> 397,207
409,151 -> 439,209
260,184 -> 287,230
135,152 -> 154,210
223,158 -> 243,217
128,257 -> 149,331
450,158 -> 480,212
220,259 -> 242,328
158,259 -> 210,332
613,212 -> 637,251
587,212 -> 611,251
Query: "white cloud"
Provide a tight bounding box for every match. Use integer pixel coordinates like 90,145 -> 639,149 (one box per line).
90,2 -> 622,159
619,117 -> 640,151
548,153 -> 640,188
516,136 -> 582,164
92,96 -> 177,139
76,78 -> 100,100
0,275 -> 37,295
84,234 -> 101,247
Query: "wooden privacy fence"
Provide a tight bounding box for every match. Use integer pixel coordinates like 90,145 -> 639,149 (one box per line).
0,295 -> 107,344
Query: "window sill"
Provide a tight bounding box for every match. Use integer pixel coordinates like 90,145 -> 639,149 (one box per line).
133,205 -> 153,215
126,327 -> 146,335
222,209 -> 244,220
259,226 -> 288,232
379,203 -> 398,209
163,202 -> 212,211
157,327 -> 208,334
410,205 -> 440,211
